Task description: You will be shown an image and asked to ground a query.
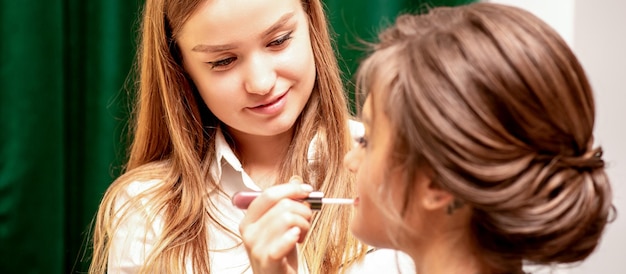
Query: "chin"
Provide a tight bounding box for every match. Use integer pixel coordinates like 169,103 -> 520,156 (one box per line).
263,113 -> 301,135
356,234 -> 394,249
350,219 -> 392,248
258,121 -> 296,137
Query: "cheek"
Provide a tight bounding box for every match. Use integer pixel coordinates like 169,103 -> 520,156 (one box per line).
185,64 -> 240,113
353,150 -> 383,202
275,36 -> 316,84
350,155 -> 394,247
201,79 -> 235,101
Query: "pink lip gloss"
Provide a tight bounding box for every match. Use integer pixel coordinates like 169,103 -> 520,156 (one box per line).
232,191 -> 354,210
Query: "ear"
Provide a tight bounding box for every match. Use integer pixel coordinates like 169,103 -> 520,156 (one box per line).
421,183 -> 454,211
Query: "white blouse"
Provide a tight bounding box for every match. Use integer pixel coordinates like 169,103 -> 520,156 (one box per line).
107,121 -> 415,273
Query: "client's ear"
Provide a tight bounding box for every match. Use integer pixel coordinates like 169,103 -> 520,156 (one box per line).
421,182 -> 454,211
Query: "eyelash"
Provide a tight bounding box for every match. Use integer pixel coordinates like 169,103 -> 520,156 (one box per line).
355,136 -> 368,148
207,31 -> 294,69
208,57 -> 236,68
268,31 -> 293,47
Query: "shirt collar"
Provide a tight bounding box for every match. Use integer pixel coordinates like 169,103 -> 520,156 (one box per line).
211,120 -> 363,191
212,127 -> 261,191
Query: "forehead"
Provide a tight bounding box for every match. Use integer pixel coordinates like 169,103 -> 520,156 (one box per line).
365,73 -> 391,119
177,0 -> 304,47
362,88 -> 390,134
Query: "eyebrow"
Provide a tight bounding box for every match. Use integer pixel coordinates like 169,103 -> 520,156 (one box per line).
263,11 -> 295,36
191,11 -> 296,53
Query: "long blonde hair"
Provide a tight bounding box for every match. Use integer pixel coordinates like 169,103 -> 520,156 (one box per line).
89,0 -> 366,273
357,3 -> 614,273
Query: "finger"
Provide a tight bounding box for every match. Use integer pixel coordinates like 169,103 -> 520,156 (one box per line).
245,212 -> 310,269
267,226 -> 301,261
244,182 -> 313,221
233,176 -> 306,210
244,199 -> 311,239
288,175 -> 304,184
261,202 -> 312,244
267,198 -> 313,222
240,199 -> 312,247
248,226 -> 301,274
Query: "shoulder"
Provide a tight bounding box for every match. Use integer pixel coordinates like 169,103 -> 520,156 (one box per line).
344,249 -> 415,274
112,162 -> 168,195
109,178 -> 163,225
105,178 -> 165,272
119,179 -> 162,201
106,161 -> 171,216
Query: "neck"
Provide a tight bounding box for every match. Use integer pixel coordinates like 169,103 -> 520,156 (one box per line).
406,211 -> 490,274
413,231 -> 482,274
227,127 -> 294,189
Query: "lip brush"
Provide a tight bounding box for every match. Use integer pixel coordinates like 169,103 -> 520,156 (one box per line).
232,191 -> 354,210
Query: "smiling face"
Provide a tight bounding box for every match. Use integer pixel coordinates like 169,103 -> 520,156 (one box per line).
177,0 -> 316,138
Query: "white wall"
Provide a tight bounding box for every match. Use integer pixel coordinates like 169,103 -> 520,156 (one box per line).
571,1 -> 626,273
487,1 -> 626,273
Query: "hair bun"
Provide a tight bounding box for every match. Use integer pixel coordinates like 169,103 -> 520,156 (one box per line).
555,147 -> 604,170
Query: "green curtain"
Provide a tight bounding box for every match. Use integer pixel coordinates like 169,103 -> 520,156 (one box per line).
0,0 -> 140,273
0,1 -> 472,273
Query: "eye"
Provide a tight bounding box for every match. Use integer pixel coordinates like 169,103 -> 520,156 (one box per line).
354,136 -> 368,148
207,57 -> 237,70
267,31 -> 293,48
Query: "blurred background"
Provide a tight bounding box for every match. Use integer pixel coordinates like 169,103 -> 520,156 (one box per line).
1,0 -> 623,273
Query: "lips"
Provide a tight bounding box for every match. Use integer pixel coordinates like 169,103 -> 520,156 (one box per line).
247,91 -> 289,115
252,92 -> 286,108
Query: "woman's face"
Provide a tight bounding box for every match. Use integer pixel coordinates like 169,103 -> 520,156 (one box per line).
177,0 -> 316,138
343,93 -> 406,248
344,86 -> 442,254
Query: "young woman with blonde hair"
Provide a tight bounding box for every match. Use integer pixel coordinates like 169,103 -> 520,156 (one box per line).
89,0 -> 413,273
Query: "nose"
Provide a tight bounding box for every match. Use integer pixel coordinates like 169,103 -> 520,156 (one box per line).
244,53 -> 276,95
343,146 -> 360,174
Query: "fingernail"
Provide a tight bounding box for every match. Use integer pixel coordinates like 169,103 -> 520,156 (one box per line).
287,227 -> 301,238
300,184 -> 313,192
289,175 -> 303,184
